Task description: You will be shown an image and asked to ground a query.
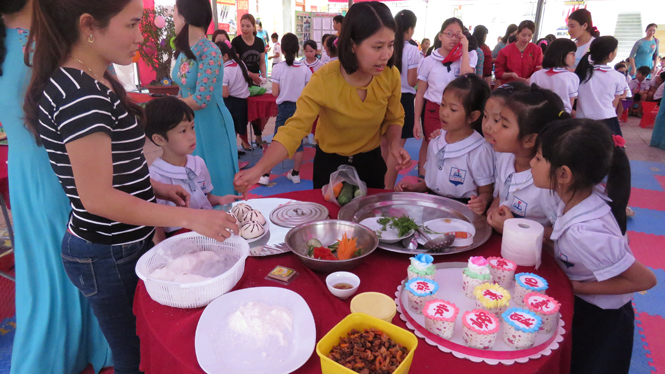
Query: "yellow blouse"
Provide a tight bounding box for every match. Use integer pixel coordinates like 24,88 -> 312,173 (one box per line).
272,59 -> 404,157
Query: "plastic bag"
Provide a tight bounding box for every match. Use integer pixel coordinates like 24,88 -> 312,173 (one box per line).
249,85 -> 266,96
321,165 -> 367,206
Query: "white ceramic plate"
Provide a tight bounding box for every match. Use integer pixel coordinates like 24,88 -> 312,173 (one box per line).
359,217 -> 415,243
195,287 -> 316,374
419,218 -> 476,247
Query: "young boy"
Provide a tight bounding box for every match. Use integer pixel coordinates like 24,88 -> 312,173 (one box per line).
268,32 -> 282,67
332,15 -> 344,36
145,97 -> 240,242
629,66 -> 652,117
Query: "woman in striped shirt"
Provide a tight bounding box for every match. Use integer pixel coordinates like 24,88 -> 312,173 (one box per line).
23,0 -> 238,372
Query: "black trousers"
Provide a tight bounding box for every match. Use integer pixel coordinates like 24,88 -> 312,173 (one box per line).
312,146 -> 387,189
570,296 -> 634,374
400,92 -> 415,139
223,96 -> 248,136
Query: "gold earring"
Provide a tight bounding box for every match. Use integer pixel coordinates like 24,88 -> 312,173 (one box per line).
88,34 -> 94,43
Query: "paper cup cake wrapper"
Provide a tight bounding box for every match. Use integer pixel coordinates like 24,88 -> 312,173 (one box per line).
513,283 -> 544,307
425,318 -> 455,340
476,299 -> 509,317
462,273 -> 491,298
408,268 -> 435,281
462,327 -> 497,350
490,268 -> 515,289
407,292 -> 435,314
537,313 -> 559,334
502,323 -> 537,349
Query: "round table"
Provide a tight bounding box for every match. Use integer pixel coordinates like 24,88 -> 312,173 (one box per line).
247,94 -> 278,123
134,189 -> 573,374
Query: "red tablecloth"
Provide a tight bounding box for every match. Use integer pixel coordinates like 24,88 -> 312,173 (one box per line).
127,92 -> 154,104
134,189 -> 573,374
0,145 -> 9,208
247,94 -> 278,123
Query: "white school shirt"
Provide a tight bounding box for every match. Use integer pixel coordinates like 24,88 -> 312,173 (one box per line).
149,155 -> 214,233
628,77 -> 651,93
401,41 -> 423,95
272,42 -> 282,64
577,65 -> 626,120
222,60 -> 250,99
303,58 -> 324,73
551,192 -> 635,309
654,82 -> 664,100
418,49 -> 478,104
529,68 -> 580,113
270,60 -> 312,105
494,152 -> 559,226
424,130 -> 495,199
320,50 -> 330,64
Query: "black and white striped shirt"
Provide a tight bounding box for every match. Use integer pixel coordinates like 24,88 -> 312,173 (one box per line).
39,68 -> 155,245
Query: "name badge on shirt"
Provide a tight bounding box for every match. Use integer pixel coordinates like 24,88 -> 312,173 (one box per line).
454,68 -> 461,77
509,196 -> 528,217
557,251 -> 575,269
449,168 -> 467,186
199,181 -> 208,193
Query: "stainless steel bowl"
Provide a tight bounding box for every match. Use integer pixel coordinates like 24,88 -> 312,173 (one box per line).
285,220 -> 379,273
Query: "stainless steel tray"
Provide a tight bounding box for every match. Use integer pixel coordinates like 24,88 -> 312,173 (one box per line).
338,192 -> 491,255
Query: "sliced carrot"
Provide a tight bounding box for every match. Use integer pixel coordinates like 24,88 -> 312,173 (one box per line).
336,233 -> 359,260
332,182 -> 344,198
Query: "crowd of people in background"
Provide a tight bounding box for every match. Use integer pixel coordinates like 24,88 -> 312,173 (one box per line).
0,1 -> 662,374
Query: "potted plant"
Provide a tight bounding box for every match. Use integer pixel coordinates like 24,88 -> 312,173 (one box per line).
138,6 -> 179,95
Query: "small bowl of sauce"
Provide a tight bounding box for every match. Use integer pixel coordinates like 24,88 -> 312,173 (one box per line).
326,271 -> 361,299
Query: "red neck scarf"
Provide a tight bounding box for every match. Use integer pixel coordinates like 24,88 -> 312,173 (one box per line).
441,44 -> 463,72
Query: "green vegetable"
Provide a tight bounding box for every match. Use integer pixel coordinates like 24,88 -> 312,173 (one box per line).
307,239 -> 322,248
329,241 -> 339,252
354,186 -> 363,198
337,182 -> 355,206
377,215 -> 419,237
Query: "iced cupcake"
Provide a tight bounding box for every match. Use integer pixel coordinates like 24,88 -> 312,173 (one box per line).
423,300 -> 458,340
514,273 -> 548,307
462,256 -> 493,298
461,309 -> 500,350
501,308 -> 542,349
405,278 -> 439,314
407,254 -> 436,281
474,283 -> 511,316
524,292 -> 561,334
487,257 -> 517,289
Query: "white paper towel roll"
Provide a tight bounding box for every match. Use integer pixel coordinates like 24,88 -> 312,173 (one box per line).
501,218 -> 544,269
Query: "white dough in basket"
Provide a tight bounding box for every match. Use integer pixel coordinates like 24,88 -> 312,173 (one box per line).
242,210 -> 266,226
240,222 -> 265,239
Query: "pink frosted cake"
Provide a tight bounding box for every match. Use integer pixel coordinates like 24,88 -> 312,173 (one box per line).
501,308 -> 542,349
487,257 -> 517,289
462,256 -> 493,298
513,273 -> 548,307
524,292 -> 561,334
405,278 -> 439,314
473,283 -> 511,316
407,254 -> 436,281
423,300 -> 459,340
461,309 -> 500,349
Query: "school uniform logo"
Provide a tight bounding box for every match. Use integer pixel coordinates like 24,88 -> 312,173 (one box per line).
509,196 -> 528,217
557,252 -> 575,269
454,68 -> 461,77
449,168 -> 467,186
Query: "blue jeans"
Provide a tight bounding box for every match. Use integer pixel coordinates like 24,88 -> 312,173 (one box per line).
61,231 -> 154,374
275,101 -> 304,152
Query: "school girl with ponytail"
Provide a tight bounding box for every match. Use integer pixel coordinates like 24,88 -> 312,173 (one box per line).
384,9 -> 421,189
531,119 -> 657,374
24,0 -> 239,372
263,33 -> 313,185
218,40 -> 252,149
574,36 -> 627,135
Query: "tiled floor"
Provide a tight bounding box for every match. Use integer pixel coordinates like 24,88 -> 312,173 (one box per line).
0,116 -> 664,374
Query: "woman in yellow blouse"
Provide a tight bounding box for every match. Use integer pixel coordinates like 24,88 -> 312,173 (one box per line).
234,2 -> 411,191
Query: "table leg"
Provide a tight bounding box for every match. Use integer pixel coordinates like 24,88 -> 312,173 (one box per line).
0,195 -> 15,282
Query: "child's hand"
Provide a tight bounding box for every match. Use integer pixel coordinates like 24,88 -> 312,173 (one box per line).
428,129 -> 442,141
486,205 -> 514,233
413,121 -> 423,140
216,194 -> 243,206
467,195 -> 488,215
459,33 -> 469,51
395,181 -> 413,192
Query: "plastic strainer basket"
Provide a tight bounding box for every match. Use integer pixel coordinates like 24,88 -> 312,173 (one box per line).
135,232 -> 249,309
